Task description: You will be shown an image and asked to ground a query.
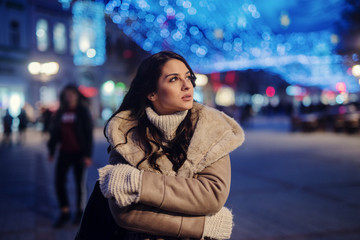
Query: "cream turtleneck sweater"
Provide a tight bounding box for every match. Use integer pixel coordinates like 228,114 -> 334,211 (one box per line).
145,107 -> 188,141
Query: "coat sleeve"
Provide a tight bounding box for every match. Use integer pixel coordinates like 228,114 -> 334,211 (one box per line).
109,148 -> 231,216
107,149 -> 206,238
108,199 -> 205,239
139,154 -> 231,215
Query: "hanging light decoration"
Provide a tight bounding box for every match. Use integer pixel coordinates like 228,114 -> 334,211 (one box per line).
72,1 -> 106,66
103,0 -> 359,92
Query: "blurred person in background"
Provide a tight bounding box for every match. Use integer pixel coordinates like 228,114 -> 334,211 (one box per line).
40,106 -> 53,136
2,109 -> 13,146
47,84 -> 93,228
240,103 -> 254,127
93,51 -> 244,239
17,107 -> 28,144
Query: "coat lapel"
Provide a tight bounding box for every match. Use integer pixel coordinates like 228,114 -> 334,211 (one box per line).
177,103 -> 245,177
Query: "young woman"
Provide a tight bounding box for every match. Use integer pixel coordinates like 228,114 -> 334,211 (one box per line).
48,84 -> 93,228
98,51 -> 244,239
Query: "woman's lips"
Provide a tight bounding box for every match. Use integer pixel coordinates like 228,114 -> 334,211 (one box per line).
182,94 -> 193,101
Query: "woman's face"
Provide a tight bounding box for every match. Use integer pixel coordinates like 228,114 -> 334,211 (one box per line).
64,89 -> 78,109
148,59 -> 194,115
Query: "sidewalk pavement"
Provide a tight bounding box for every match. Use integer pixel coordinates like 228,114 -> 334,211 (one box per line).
0,123 -> 360,240
0,128 -> 107,240
228,129 -> 360,240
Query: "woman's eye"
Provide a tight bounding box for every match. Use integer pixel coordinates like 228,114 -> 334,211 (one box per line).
168,75 -> 192,82
169,77 -> 178,82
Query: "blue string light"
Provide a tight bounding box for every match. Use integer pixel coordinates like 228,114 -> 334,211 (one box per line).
103,0 -> 358,92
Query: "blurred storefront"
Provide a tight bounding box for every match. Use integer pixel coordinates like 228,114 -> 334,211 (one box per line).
0,0 -> 29,129
0,0 -> 148,128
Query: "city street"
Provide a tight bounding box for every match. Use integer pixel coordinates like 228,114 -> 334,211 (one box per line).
0,119 -> 360,240
1,1 -> 360,239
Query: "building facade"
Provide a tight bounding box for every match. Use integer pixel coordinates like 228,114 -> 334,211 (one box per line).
0,0 -> 30,125
0,0 -> 147,127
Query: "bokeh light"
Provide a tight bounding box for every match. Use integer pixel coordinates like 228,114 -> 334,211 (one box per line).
195,74 -> 208,87
9,93 -> 23,118
336,82 -> 346,93
352,65 -> 360,77
215,87 -> 235,106
265,86 -> 275,97
28,62 -> 59,76
102,80 -> 115,96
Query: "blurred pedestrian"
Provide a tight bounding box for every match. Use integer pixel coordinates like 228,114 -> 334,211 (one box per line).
2,109 -> 13,146
82,51 -> 245,239
240,103 -> 253,127
17,107 -> 28,143
47,84 -> 93,228
40,107 -> 52,136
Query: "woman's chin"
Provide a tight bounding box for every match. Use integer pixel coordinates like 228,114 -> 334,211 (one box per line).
182,101 -> 194,111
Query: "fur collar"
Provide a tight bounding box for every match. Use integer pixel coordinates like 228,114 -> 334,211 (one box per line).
106,102 -> 245,177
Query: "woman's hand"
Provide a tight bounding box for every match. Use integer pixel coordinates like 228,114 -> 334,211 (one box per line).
98,164 -> 143,207
203,207 -> 233,239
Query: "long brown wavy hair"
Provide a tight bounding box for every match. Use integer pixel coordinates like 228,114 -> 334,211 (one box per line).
104,51 -> 198,172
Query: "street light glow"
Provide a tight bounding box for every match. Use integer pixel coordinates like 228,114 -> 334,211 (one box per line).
352,65 -> 360,77
28,62 -> 41,75
9,94 -> 22,117
41,62 -> 59,75
215,87 -> 235,106
195,74 -> 208,86
28,61 -> 59,76
79,35 -> 91,52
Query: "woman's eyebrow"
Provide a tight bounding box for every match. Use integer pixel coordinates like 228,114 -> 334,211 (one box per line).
164,73 -> 179,78
164,71 -> 190,78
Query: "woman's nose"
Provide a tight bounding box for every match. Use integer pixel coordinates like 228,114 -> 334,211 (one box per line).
181,78 -> 192,90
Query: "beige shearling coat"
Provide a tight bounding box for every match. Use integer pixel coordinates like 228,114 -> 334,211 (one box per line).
105,102 -> 245,239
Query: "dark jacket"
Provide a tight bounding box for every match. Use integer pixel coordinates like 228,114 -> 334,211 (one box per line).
47,105 -> 93,158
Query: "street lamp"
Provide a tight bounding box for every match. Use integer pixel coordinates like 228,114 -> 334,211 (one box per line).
28,61 -> 59,81
28,61 -> 60,109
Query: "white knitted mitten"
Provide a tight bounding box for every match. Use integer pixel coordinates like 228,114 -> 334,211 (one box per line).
203,207 -> 233,240
98,164 -> 143,207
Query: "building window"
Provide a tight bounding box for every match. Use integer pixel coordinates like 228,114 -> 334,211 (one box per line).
36,19 -> 48,51
9,21 -> 20,47
53,22 -> 67,54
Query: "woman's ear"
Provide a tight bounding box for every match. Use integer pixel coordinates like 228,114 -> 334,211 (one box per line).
147,92 -> 156,102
